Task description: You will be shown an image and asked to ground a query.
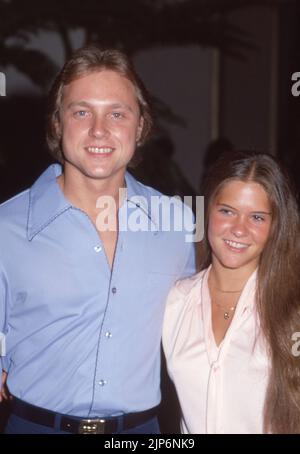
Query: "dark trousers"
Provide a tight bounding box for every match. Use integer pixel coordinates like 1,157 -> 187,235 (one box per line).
5,412 -> 160,434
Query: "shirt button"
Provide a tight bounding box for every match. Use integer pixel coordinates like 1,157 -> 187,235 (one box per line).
98,380 -> 107,386
112,287 -> 117,294
94,245 -> 102,253
105,332 -> 112,338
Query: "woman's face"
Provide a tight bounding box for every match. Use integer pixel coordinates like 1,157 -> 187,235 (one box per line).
208,180 -> 272,274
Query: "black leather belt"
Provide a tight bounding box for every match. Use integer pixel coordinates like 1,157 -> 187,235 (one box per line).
11,396 -> 158,434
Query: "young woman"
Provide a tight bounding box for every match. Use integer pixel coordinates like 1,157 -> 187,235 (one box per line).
163,151 -> 300,434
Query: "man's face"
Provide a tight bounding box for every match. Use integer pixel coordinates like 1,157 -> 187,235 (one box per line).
58,69 -> 143,185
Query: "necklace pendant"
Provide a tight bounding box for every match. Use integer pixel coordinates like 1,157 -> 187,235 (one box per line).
224,312 -> 230,320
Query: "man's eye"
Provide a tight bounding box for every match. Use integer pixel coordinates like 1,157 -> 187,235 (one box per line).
74,110 -> 88,117
111,112 -> 123,119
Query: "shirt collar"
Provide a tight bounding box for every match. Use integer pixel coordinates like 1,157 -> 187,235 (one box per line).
27,165 -> 158,241
27,164 -> 71,241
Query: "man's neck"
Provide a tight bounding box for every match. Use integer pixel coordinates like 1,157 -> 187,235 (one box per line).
57,168 -> 127,221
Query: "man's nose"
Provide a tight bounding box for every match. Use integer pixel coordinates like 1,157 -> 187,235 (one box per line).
89,116 -> 109,138
231,216 -> 248,237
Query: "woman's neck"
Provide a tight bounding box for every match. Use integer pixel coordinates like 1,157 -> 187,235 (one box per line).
209,260 -> 256,292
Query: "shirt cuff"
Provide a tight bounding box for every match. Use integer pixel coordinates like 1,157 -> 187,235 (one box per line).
1,355 -> 9,372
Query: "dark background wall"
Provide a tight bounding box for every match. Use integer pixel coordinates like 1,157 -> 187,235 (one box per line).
1,1 -> 299,202
1,0 -> 300,434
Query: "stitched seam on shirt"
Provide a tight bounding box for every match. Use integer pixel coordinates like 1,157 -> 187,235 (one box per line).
126,198 -> 158,231
27,200 -> 71,241
87,262 -> 114,417
84,208 -> 117,417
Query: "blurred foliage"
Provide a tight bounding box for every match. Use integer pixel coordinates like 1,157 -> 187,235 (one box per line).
277,2 -> 300,202
0,0 -> 289,90
0,0 -> 295,202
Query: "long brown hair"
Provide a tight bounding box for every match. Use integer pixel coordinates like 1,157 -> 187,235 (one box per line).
46,45 -> 153,163
199,150 -> 300,433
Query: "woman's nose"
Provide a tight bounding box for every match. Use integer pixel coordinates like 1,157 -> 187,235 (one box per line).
231,216 -> 248,237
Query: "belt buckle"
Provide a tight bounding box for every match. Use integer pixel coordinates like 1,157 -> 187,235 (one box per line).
78,418 -> 106,434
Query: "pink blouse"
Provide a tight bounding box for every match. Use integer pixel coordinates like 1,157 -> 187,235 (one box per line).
162,267 -> 270,434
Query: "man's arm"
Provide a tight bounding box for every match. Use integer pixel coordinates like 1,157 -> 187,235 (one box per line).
0,264 -> 10,402
183,241 -> 197,278
0,370 -> 11,402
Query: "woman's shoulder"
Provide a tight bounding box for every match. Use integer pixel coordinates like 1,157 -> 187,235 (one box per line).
175,269 -> 206,293
163,269 -> 207,356
166,269 -> 206,304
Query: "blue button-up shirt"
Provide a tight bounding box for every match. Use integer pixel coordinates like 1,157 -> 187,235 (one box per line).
0,164 -> 196,417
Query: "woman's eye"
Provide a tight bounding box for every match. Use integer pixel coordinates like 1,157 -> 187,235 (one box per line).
219,208 -> 232,215
252,214 -> 265,222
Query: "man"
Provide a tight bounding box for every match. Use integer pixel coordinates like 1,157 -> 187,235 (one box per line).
0,46 -> 196,434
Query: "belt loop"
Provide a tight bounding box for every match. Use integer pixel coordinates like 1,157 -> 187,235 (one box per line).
54,413 -> 62,431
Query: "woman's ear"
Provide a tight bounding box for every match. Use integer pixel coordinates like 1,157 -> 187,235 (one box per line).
54,112 -> 62,138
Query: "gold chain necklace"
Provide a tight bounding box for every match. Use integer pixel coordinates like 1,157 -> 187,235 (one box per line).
209,276 -> 243,320
214,300 -> 237,320
213,288 -> 243,293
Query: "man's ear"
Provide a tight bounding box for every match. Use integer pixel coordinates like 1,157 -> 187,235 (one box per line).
54,113 -> 62,138
136,116 -> 144,144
